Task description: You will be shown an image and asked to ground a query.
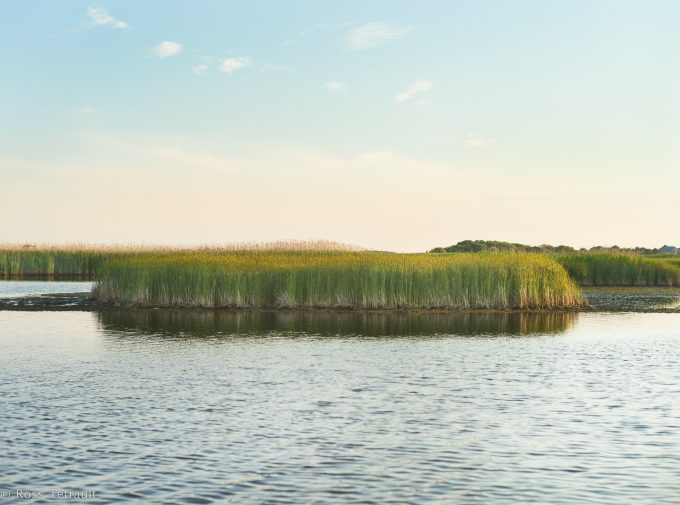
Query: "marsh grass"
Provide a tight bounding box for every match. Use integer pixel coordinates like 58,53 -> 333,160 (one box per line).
94,251 -> 583,310
0,248 -> 109,278
0,241 -> 361,278
657,257 -> 680,269
3,243 -> 677,298
556,253 -> 680,286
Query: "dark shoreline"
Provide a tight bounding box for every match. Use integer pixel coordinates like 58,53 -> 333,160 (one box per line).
2,288 -> 679,313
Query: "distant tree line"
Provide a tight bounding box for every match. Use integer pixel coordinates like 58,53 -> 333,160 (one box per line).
430,240 -> 679,256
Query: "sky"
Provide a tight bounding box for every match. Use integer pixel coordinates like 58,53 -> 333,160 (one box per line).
1,1 -> 678,251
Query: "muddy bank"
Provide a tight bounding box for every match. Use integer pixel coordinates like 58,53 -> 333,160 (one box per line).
582,287 -> 680,312
1,287 -> 680,313
0,292 -> 100,311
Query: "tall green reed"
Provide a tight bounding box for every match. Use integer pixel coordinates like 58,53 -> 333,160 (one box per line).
555,253 -> 680,286
95,251 -> 583,310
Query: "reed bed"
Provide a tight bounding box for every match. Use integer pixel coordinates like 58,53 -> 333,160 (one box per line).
555,253 -> 680,286
94,251 -> 583,310
0,241 -> 361,278
657,257 -> 680,269
0,249 -> 117,278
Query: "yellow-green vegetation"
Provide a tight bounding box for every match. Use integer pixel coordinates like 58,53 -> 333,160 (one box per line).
0,241 -> 358,279
657,257 -> 680,269
4,243 -> 679,297
94,251 -> 582,310
0,246 -> 116,278
555,253 -> 680,286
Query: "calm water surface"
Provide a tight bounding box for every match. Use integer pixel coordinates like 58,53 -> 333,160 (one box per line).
0,280 -> 93,298
1,289 -> 680,503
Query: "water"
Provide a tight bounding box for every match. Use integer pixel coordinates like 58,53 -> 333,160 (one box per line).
584,287 -> 680,311
1,287 -> 680,503
0,280 -> 93,298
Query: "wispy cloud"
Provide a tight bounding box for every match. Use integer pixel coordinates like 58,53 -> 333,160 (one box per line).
220,57 -> 252,74
192,57 -> 212,76
150,41 -> 183,58
79,107 -> 97,114
283,23 -> 335,47
394,80 -> 432,103
301,23 -> 333,35
344,22 -> 412,50
325,81 -> 346,92
194,56 -> 270,76
464,132 -> 495,148
72,7 -> 129,31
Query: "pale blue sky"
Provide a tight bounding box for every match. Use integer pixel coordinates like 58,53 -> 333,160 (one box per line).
1,1 -> 678,250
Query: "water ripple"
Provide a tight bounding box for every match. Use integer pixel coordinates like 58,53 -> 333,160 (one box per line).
1,310 -> 680,503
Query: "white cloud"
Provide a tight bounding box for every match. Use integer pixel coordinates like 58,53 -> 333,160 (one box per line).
192,64 -> 210,75
151,41 -> 183,58
394,80 -> 432,103
79,107 -> 97,114
220,57 -> 252,74
325,81 -> 346,91
76,7 -> 129,30
194,56 -> 267,76
344,22 -> 412,50
464,132 -> 495,148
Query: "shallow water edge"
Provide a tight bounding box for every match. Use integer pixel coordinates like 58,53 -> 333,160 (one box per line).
1,286 -> 680,313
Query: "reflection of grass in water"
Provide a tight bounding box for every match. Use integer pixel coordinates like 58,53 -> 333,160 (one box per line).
97,309 -> 578,338
95,251 -> 582,310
